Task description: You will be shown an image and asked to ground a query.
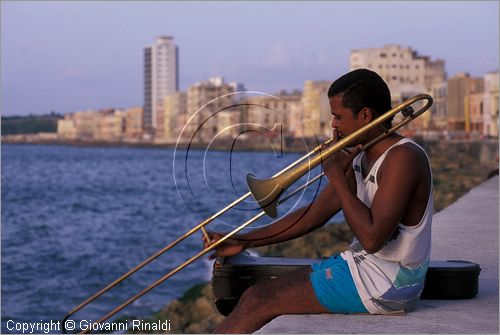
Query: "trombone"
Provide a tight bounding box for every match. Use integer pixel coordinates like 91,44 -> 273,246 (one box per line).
62,94 -> 432,333
248,94 -> 433,218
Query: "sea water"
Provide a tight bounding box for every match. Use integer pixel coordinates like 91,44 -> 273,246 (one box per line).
1,144 -> 343,332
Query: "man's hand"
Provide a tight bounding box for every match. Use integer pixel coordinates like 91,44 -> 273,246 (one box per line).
203,231 -> 248,259
322,129 -> 362,183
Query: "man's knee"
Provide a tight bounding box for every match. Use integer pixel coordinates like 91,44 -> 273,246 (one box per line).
234,283 -> 281,324
236,281 -> 279,316
239,283 -> 266,308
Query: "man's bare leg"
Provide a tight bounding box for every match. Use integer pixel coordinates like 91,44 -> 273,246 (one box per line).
213,268 -> 329,333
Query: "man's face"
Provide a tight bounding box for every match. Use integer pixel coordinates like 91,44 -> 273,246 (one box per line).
329,94 -> 366,140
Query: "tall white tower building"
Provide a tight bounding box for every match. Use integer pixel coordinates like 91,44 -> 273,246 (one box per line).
143,36 -> 179,137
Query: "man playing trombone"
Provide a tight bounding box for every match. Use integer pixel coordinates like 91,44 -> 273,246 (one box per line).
205,69 -> 433,333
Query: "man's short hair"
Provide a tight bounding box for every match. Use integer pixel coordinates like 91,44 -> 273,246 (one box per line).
328,69 -> 393,128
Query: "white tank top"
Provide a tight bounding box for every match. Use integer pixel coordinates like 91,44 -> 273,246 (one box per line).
341,138 -> 433,314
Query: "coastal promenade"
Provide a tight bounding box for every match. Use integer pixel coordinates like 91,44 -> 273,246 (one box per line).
257,176 -> 499,334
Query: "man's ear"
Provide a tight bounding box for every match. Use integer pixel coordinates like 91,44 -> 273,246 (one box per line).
360,107 -> 373,124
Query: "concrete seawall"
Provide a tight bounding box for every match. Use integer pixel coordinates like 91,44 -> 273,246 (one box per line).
257,176 -> 499,334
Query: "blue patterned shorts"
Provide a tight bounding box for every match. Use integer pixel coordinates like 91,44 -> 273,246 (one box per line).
310,254 -> 368,313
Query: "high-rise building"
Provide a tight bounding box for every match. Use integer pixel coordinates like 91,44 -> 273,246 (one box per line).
143,36 -> 179,138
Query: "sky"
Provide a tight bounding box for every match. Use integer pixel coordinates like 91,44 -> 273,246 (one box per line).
1,1 -> 499,116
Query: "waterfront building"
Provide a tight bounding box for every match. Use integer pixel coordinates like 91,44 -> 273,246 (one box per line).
216,109 -> 241,140
240,95 -> 274,139
57,116 -> 77,140
284,92 -> 304,138
161,92 -> 187,143
350,45 -> 446,109
467,91 -> 484,135
98,109 -> 126,141
72,110 -> 102,140
482,71 -> 499,137
429,81 -> 448,130
277,90 -> 302,138
143,36 -> 179,138
301,80 -> 331,139
185,77 -> 236,143
241,91 -> 301,139
124,107 -> 144,141
37,133 -> 58,141
447,73 -> 484,132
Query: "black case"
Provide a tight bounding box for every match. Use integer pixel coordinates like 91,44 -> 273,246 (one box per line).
420,260 -> 481,299
212,252 -> 480,316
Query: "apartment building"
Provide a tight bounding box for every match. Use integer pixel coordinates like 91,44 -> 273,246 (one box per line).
161,92 -> 187,142
447,73 -> 484,131
467,91 -> 484,134
57,116 -> 77,140
185,77 -> 236,143
216,109 -> 241,140
429,81 -> 448,130
72,110 -> 102,140
124,107 -> 144,141
98,109 -> 125,141
350,45 -> 446,105
285,92 -> 306,138
301,80 -> 331,139
143,36 -> 179,137
483,71 -> 499,137
241,91 -> 301,138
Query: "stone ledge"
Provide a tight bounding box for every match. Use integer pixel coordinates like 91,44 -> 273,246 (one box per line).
256,176 -> 499,334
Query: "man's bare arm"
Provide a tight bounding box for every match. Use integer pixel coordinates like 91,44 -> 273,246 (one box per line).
327,145 -> 427,253
205,181 -> 345,257
241,183 -> 342,248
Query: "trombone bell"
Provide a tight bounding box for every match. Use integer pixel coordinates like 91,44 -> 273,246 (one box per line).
246,174 -> 284,218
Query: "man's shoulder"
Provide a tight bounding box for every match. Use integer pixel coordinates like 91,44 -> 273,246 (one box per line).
380,140 -> 430,177
387,139 -> 428,163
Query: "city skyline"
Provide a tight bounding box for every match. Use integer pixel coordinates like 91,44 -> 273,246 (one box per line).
2,1 -> 499,116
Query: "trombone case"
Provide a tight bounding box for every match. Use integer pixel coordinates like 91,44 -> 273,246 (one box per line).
212,252 -> 480,316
